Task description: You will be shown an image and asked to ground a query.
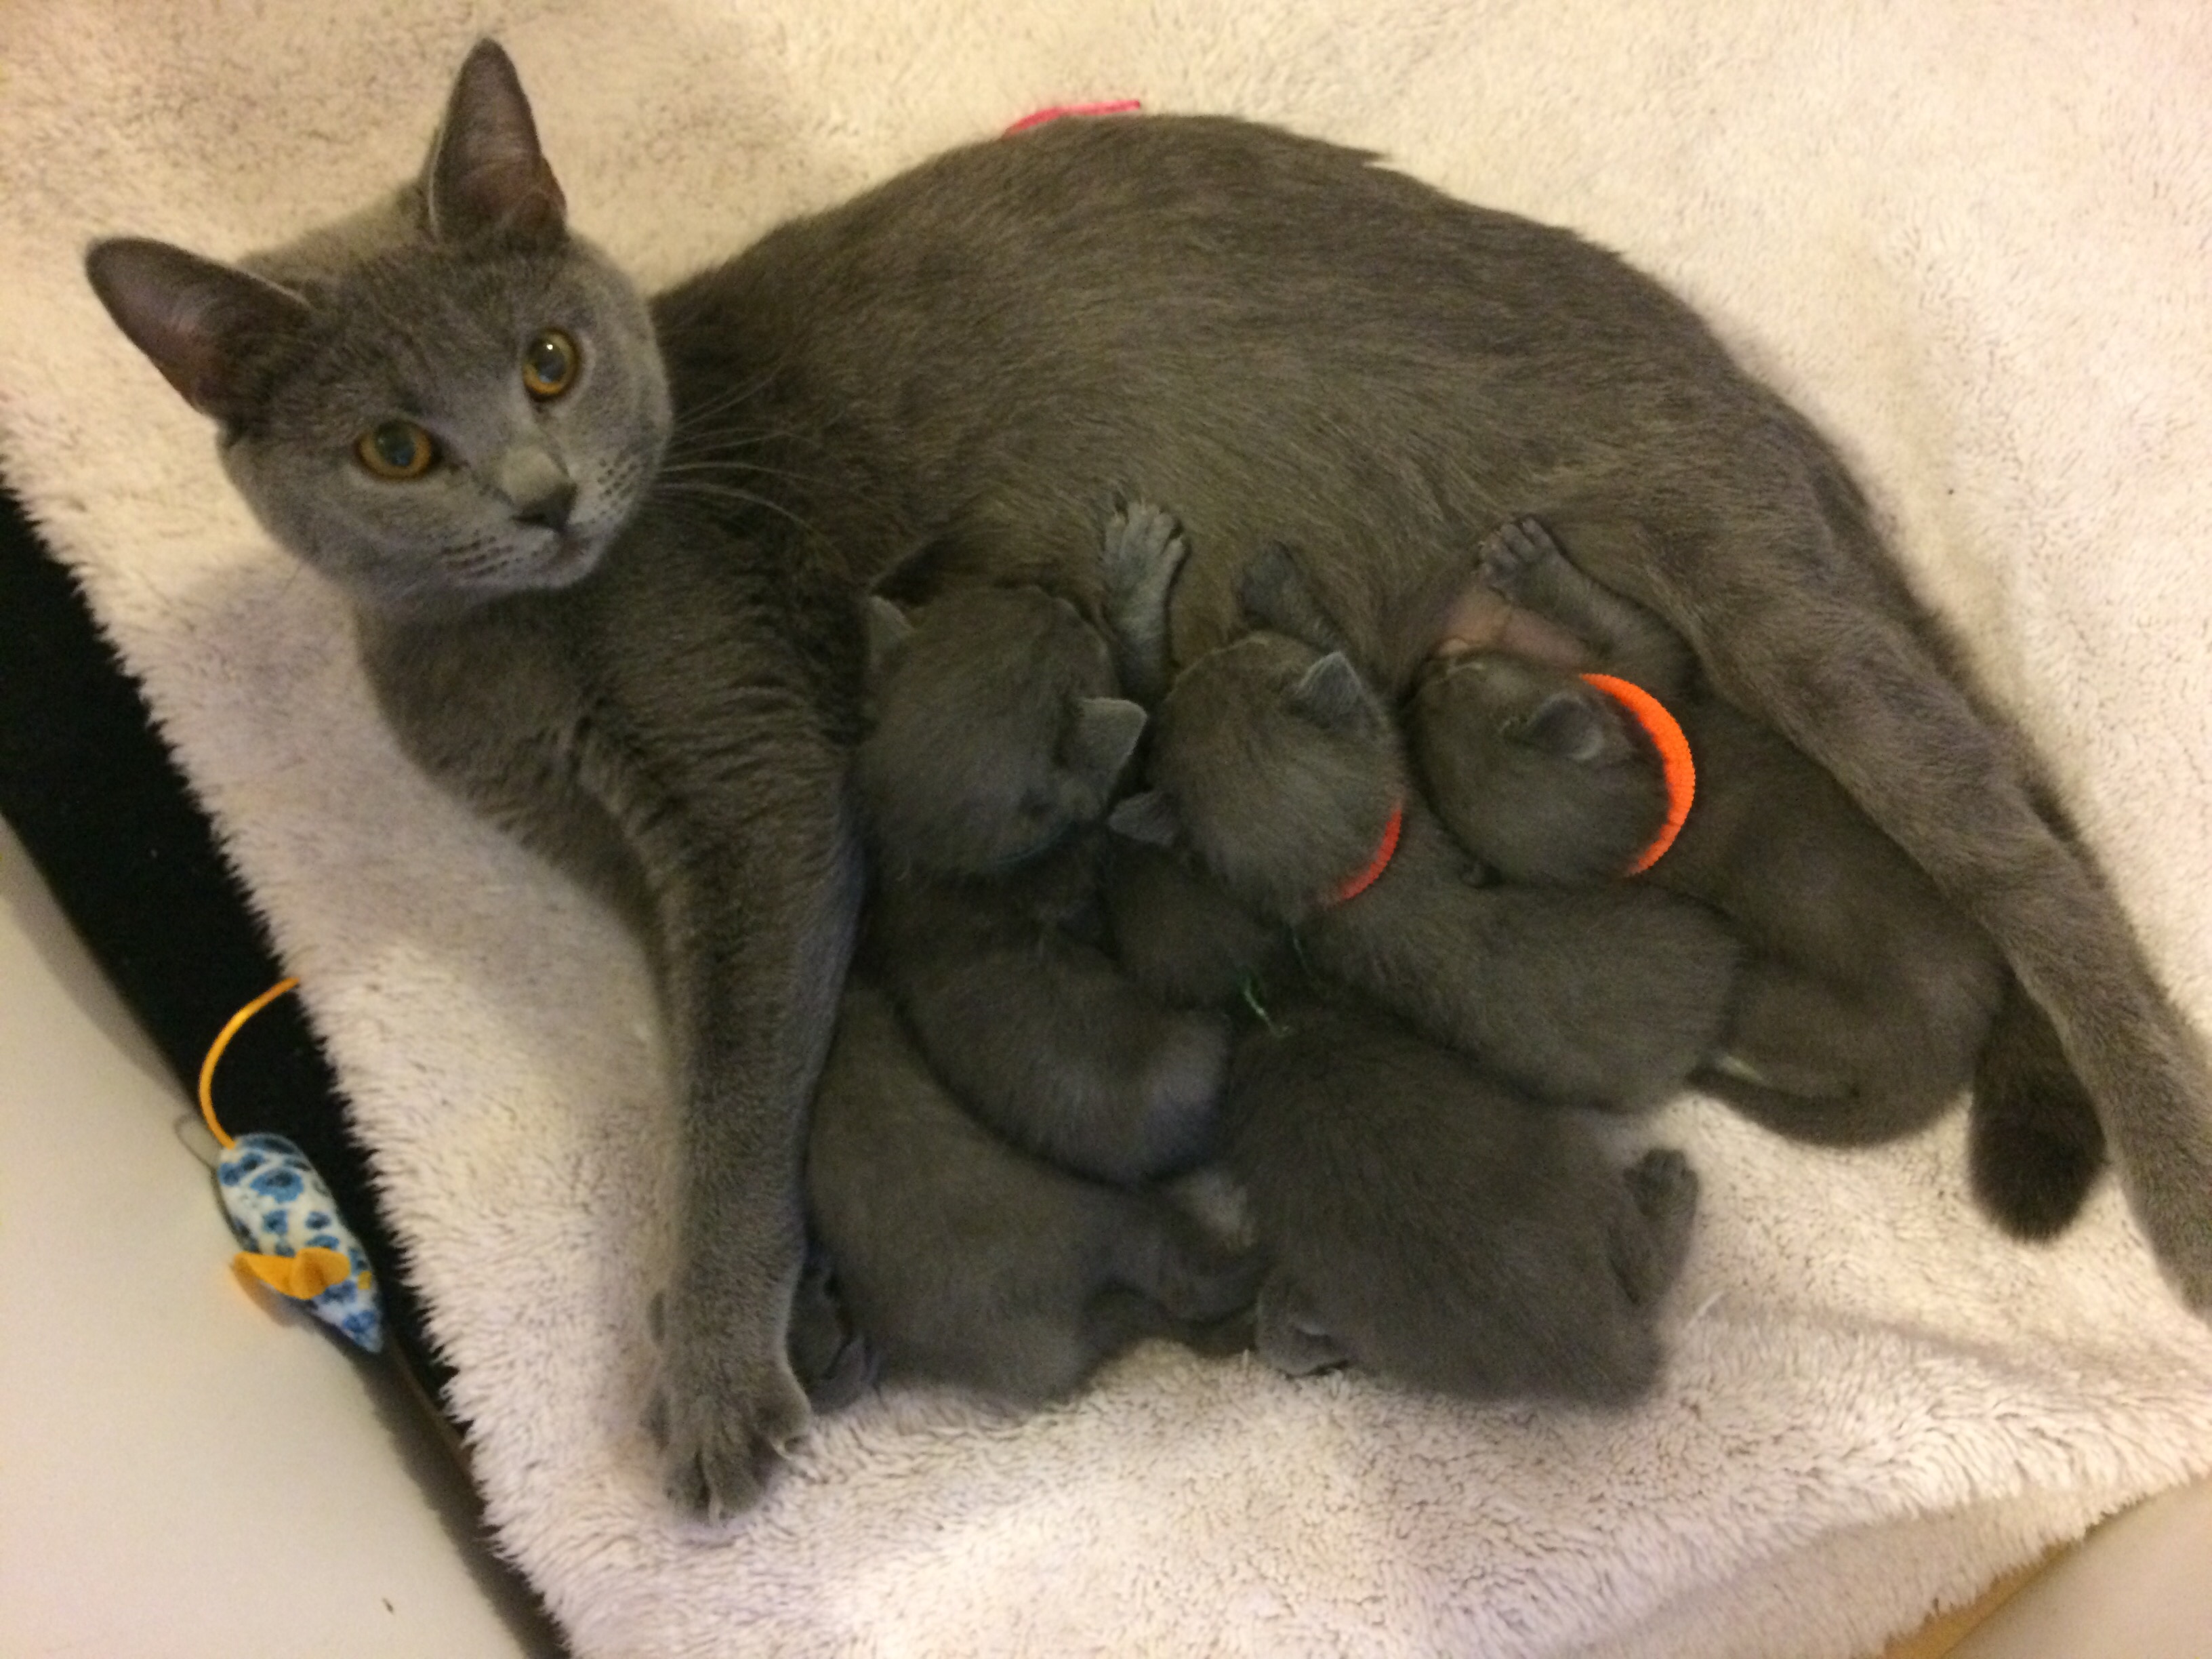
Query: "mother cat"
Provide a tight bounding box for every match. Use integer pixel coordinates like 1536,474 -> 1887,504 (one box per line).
85,41 -> 2212,1519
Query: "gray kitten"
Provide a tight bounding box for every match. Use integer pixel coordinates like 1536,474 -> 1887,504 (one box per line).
85,41 -> 2212,1518
1411,518 -> 2100,1214
856,564 -> 1229,1183
1228,989 -> 1698,1403
1117,628 -> 1742,1112
855,583 -> 1146,878
806,983 -> 1254,1402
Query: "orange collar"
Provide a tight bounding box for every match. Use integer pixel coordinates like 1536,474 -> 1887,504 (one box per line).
1331,800 -> 1405,904
1580,673 -> 1695,874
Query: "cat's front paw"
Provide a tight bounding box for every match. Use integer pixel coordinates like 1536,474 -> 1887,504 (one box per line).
1476,515 -> 1566,597
643,1291 -> 813,1523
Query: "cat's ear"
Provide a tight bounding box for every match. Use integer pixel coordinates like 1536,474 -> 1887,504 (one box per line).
863,595 -> 914,684
1287,651 -> 1385,741
85,239 -> 310,424
1513,689 -> 1626,764
424,39 -> 566,245
1061,695 -> 1148,789
1109,790 -> 1183,847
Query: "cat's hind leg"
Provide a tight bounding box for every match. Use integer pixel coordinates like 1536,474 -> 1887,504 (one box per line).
1641,497 -> 2212,1310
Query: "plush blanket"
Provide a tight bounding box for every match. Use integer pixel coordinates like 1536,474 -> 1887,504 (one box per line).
5,2 -> 2211,1654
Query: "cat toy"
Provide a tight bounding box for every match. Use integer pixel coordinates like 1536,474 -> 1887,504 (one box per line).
199,978 -> 384,1352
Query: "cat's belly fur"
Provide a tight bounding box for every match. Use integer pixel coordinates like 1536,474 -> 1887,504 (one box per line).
661,115 -> 1931,697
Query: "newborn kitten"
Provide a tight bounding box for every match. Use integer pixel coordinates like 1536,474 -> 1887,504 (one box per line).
1409,518 -> 2047,1157
1228,989 -> 1698,1403
858,561 -> 1229,1182
1116,617 -> 1742,1112
806,983 -> 1254,1402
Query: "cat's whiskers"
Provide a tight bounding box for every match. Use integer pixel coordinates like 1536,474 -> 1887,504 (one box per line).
655,478 -> 819,538
665,368 -> 785,431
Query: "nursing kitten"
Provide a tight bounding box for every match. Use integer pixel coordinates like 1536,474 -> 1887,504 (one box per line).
1116,627 -> 1742,1112
857,554 -> 1228,1184
806,984 -> 1254,1402
855,583 -> 1146,878
86,40 -> 2212,1517
1228,989 -> 1698,1402
1410,519 -> 2092,1183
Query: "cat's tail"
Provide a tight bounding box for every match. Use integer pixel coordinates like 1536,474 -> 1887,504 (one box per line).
1689,450 -> 2212,1310
1969,972 -> 2107,1240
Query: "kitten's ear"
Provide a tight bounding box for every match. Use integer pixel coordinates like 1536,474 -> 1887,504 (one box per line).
1288,651 -> 1385,741
863,595 -> 915,683
1513,689 -> 1626,764
1062,695 -> 1148,788
85,239 -> 310,424
424,39 -> 566,245
1109,790 -> 1183,847
1239,541 -> 1343,653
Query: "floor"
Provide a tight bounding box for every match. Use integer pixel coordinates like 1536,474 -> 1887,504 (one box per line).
0,815 -> 552,1658
4,808 -> 2208,1658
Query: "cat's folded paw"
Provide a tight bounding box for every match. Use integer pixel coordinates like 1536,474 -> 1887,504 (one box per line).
1476,514 -> 1565,596
643,1297 -> 814,1523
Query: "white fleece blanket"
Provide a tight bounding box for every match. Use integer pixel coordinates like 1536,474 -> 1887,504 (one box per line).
5,3 -> 2212,1654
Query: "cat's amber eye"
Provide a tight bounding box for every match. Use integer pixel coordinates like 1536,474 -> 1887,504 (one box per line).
355,419 -> 437,480
521,329 -> 579,400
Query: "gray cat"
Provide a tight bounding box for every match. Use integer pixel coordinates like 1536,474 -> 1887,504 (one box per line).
1227,988 -> 1698,1403
806,983 -> 1254,1402
85,40 -> 2212,1518
1409,518 -> 2100,1210
1116,628 -> 1743,1112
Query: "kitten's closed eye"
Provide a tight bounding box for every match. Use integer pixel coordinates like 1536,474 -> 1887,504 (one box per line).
356,419 -> 438,480
523,329 -> 579,400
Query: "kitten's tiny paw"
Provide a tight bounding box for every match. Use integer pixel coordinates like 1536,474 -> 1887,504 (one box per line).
1476,515 -> 1565,595
1625,1146 -> 1700,1226
786,1247 -> 876,1410
1253,1273 -> 1348,1377
1101,495 -> 1188,605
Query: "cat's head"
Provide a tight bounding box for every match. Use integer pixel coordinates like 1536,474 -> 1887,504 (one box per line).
1112,632 -> 1404,924
1410,650 -> 1666,884
855,586 -> 1147,876
84,41 -> 670,612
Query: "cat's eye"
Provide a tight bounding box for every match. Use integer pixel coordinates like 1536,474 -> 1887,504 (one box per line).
522,329 -> 579,399
355,420 -> 437,480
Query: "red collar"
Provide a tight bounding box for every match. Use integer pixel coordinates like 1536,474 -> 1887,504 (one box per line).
1580,674 -> 1695,874
1330,800 -> 1405,904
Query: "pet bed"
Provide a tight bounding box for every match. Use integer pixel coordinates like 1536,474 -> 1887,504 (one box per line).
3,3 -> 2211,1654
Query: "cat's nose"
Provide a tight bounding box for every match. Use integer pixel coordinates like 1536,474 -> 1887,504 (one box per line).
496,447 -> 575,531
514,478 -> 577,531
